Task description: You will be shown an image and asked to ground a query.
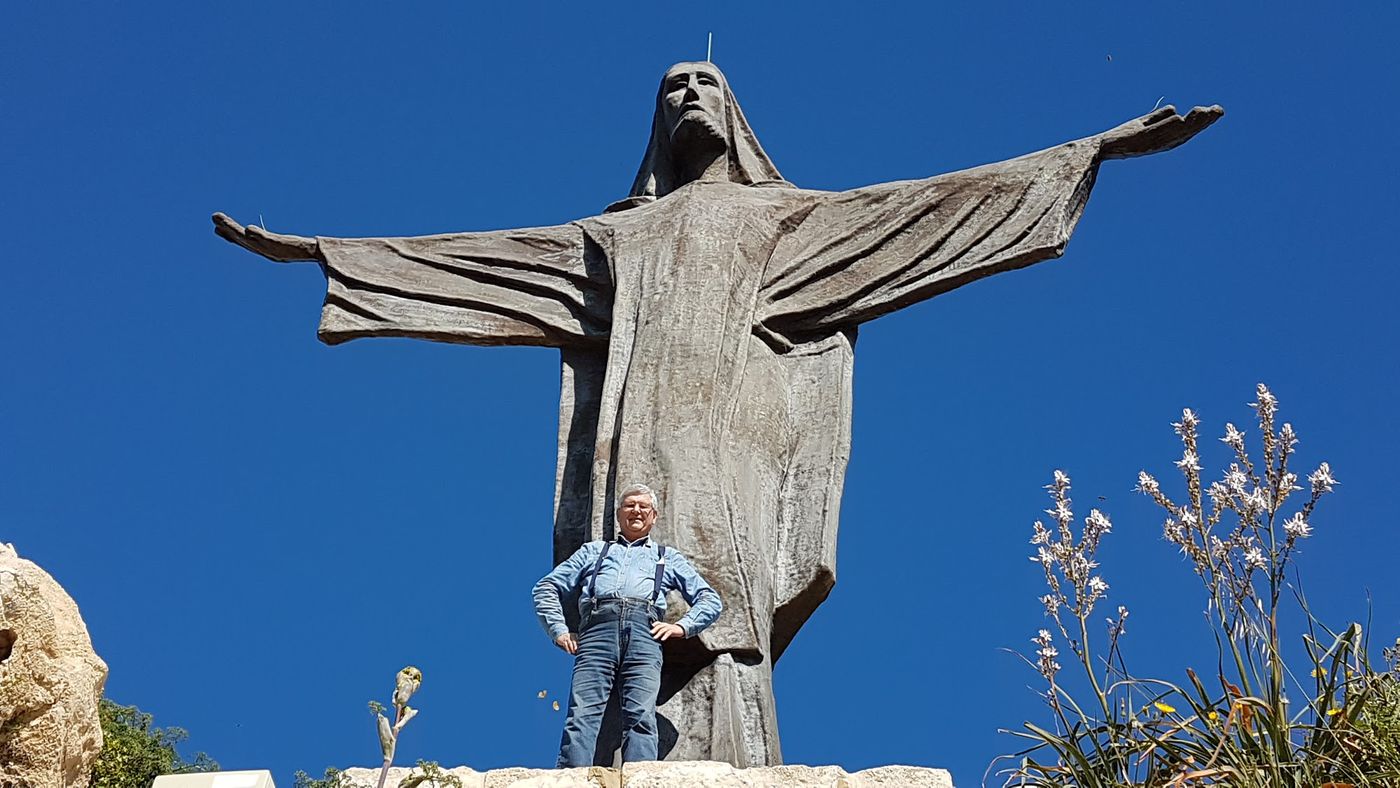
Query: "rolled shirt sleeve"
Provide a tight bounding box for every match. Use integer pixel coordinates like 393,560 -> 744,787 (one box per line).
668,552 -> 723,637
532,543 -> 597,642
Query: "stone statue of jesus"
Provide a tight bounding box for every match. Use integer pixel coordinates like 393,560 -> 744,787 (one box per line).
213,61 -> 1221,766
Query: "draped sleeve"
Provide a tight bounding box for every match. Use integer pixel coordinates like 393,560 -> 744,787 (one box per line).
756,138 -> 1102,343
315,222 -> 612,349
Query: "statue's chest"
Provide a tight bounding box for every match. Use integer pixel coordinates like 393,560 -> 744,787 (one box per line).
612,187 -> 786,314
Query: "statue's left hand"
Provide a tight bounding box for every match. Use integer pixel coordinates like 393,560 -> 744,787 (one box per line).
212,212 -> 320,263
1098,104 -> 1224,160
651,621 -> 685,641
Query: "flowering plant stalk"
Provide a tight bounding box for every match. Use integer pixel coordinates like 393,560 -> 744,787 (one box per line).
368,667 -> 461,788
996,385 -> 1400,786
292,667 -> 459,788
372,666 -> 423,788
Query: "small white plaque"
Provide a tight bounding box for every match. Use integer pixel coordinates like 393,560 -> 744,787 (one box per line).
153,770 -> 275,788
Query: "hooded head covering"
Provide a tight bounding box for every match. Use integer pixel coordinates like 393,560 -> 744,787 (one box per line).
606,62 -> 791,213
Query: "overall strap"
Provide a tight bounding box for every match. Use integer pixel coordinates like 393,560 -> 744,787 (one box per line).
588,541 -> 613,601
651,545 -> 667,604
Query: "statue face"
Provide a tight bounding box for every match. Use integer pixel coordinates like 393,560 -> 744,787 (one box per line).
661,63 -> 727,142
617,492 -> 658,541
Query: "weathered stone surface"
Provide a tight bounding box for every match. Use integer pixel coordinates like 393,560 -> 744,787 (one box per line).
483,766 -> 618,788
850,765 -> 955,787
342,766 -> 482,788
0,542 -> 109,788
215,60 -> 1220,766
341,765 -> 620,788
622,761 -> 850,787
339,762 -> 950,787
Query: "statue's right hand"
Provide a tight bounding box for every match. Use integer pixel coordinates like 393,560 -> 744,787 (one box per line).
554,633 -> 579,655
212,212 -> 319,262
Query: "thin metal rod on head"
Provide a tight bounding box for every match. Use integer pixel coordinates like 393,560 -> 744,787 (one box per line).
707,32 -> 712,62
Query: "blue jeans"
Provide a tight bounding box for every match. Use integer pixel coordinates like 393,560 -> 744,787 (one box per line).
556,598 -> 663,767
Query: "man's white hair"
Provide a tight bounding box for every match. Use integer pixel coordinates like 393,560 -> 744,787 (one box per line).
618,482 -> 660,514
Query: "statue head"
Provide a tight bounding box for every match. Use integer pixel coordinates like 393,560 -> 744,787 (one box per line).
660,62 -> 729,148
607,61 -> 789,212
616,482 -> 660,542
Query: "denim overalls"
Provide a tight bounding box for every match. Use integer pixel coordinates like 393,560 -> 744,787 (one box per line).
556,543 -> 667,766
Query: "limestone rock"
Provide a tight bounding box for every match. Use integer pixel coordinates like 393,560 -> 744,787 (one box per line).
0,542 -> 109,788
622,761 -> 953,787
339,762 -> 950,787
339,765 -> 618,788
483,766 -> 618,788
850,765 -> 955,787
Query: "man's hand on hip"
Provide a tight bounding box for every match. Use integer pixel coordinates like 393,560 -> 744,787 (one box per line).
555,633 -> 579,655
651,622 -> 685,641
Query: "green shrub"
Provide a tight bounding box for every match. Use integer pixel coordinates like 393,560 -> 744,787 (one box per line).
91,700 -> 217,788
292,767 -> 350,788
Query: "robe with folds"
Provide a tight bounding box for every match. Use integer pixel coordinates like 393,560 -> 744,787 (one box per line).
310,135 -> 1103,762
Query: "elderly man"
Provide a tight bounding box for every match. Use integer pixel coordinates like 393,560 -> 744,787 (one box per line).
533,483 -> 722,767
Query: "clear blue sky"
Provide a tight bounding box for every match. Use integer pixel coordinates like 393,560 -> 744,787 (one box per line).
3,3 -> 1397,785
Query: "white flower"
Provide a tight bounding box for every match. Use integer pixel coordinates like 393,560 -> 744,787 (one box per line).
1179,507 -> 1199,528
1280,422 -> 1297,449
1283,512 -> 1312,540
1207,481 -> 1229,508
1173,409 -> 1199,437
1225,465 -> 1248,493
1107,606 -> 1129,638
1032,630 -> 1060,679
1176,450 -> 1201,473
1053,470 -> 1070,487
1086,509 -> 1112,533
1136,470 -> 1160,496
1221,422 -> 1245,451
1243,486 -> 1269,514
1309,462 -> 1337,495
1243,546 -> 1267,570
1084,509 -> 1112,547
1030,520 -> 1051,545
1164,519 -> 1186,545
1088,576 -> 1109,596
1040,594 -> 1058,616
1252,383 -> 1278,415
1031,546 -> 1056,566
1066,553 -> 1097,582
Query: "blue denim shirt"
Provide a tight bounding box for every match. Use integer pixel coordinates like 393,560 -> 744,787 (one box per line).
532,536 -> 722,641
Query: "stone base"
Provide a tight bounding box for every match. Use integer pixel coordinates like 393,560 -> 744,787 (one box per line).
340,762 -> 953,787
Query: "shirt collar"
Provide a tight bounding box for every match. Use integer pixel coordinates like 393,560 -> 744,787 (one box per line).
615,534 -> 651,548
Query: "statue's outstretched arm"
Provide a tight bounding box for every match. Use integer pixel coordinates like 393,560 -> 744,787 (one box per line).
212,212 -> 319,262
211,212 -> 612,349
1097,105 -> 1224,160
756,104 -> 1222,342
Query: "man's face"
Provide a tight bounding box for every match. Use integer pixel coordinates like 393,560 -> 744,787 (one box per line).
616,493 -> 658,541
661,63 -> 726,142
